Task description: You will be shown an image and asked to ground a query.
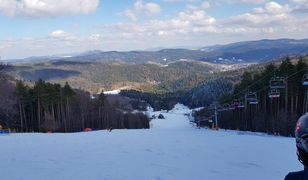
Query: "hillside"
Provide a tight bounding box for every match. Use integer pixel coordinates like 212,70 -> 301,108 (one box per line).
7,60 -> 230,93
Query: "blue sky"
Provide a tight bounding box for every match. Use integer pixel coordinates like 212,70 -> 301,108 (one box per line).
0,0 -> 307,59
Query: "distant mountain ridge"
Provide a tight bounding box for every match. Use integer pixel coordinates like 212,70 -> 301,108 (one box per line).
6,38 -> 308,65
200,38 -> 308,63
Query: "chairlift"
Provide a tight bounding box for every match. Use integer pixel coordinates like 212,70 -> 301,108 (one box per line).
245,92 -> 258,105
229,105 -> 236,110
268,89 -> 280,99
238,102 -> 245,108
232,99 -> 240,108
209,104 -> 216,110
217,106 -> 224,112
249,100 -> 258,105
246,92 -> 257,101
232,99 -> 245,109
303,74 -> 308,86
222,103 -> 231,110
270,77 -> 286,89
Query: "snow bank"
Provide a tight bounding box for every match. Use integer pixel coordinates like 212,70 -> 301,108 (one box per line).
0,104 -> 301,180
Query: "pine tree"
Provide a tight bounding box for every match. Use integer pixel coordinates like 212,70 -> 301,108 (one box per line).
33,79 -> 46,132
62,82 -> 75,132
15,81 -> 28,132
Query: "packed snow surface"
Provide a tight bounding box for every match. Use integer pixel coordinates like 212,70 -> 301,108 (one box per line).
0,104 -> 301,180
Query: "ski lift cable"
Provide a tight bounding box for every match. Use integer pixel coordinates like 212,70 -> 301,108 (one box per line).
236,68 -> 308,102
241,68 -> 307,98
284,67 -> 308,81
237,86 -> 269,102
235,55 -> 308,97
233,70 -> 275,99
225,57 -> 307,105
237,61 -> 295,97
235,66 -> 308,99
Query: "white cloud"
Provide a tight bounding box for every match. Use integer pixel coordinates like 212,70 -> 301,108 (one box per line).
120,0 -> 161,21
105,0 -> 307,47
201,1 -> 211,9
112,6 -> 216,38
0,0 -> 99,18
121,9 -> 138,21
227,1 -> 293,27
291,0 -> 308,4
0,0 -> 17,16
1,0 -> 308,59
291,0 -> 308,13
135,0 -> 161,15
50,30 -> 72,39
88,34 -> 102,41
263,1 -> 291,14
0,31 -> 106,59
163,0 -> 199,2
207,0 -> 268,5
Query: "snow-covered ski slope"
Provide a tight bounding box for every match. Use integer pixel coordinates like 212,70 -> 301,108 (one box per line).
0,104 -> 301,180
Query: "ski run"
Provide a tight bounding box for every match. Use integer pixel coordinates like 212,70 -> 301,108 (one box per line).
0,104 -> 301,180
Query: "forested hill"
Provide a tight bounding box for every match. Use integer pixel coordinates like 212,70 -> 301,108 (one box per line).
6,60 -> 237,93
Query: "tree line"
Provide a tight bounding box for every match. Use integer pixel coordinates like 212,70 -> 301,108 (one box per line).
195,57 -> 308,136
0,68 -> 149,132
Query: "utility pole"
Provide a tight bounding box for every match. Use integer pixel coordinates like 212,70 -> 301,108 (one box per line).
304,87 -> 307,114
214,104 -> 218,130
306,89 -> 308,114
211,90 -> 219,130
285,80 -> 288,113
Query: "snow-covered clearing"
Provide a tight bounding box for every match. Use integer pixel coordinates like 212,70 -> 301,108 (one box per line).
0,104 -> 301,180
103,89 -> 121,95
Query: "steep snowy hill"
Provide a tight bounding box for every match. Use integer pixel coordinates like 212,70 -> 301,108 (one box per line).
0,104 -> 301,180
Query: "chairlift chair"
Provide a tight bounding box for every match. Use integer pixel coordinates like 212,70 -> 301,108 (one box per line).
270,77 -> 286,89
229,105 -> 236,110
268,89 -> 280,99
222,103 -> 231,111
217,106 -> 224,112
303,74 -> 308,86
232,99 -> 240,108
209,104 -> 215,110
246,92 -> 258,105
249,100 -> 258,105
238,102 -> 245,108
246,92 -> 257,101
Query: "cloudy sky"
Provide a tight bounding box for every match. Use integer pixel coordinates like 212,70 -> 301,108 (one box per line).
0,0 -> 307,59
